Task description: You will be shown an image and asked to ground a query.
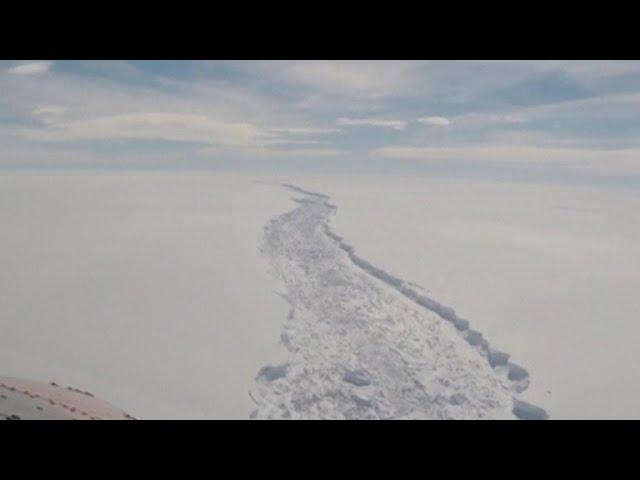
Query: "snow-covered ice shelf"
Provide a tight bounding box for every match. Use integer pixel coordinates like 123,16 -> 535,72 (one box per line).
251,184 -> 548,420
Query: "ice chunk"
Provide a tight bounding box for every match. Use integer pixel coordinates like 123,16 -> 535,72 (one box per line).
465,329 -> 488,348
513,399 -> 549,420
256,364 -> 289,382
343,369 -> 372,387
449,393 -> 467,406
452,317 -> 469,331
488,349 -> 510,367
507,363 -> 529,382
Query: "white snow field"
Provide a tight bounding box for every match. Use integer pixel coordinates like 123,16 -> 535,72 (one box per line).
1,171 -> 639,419
271,174 -> 640,419
0,171 -> 291,419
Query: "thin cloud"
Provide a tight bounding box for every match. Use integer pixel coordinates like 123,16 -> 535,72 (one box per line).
263,138 -> 324,146
32,105 -> 68,116
267,126 -> 340,135
21,112 -> 265,148
274,61 -> 416,97
337,117 -> 407,130
8,61 -> 54,76
417,116 -> 451,127
374,145 -> 640,174
199,145 -> 342,158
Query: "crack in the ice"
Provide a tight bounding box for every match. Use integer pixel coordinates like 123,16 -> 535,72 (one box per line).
252,183 -> 548,420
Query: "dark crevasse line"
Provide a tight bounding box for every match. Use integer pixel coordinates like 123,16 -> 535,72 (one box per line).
282,183 -> 331,199
282,183 -> 549,420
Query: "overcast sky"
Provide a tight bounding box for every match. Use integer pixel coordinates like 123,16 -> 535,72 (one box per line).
1,60 -> 639,185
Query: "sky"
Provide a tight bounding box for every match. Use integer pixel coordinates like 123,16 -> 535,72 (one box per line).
1,60 -> 640,185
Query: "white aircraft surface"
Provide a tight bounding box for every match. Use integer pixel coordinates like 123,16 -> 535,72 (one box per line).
0,376 -> 134,420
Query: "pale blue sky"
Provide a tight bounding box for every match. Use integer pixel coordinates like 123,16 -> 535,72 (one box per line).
1,60 -> 639,185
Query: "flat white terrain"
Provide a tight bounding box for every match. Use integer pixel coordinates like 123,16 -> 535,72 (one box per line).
279,174 -> 640,419
0,171 -> 290,419
1,171 -> 638,419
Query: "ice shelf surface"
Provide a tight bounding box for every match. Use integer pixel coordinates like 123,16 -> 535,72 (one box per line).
251,184 -> 548,419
